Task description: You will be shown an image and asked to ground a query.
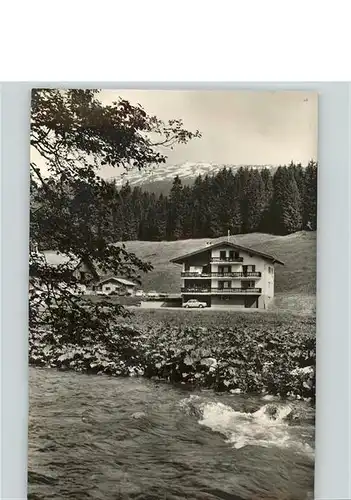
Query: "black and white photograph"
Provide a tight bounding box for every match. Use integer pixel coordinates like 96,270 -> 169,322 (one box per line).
28,89 -> 317,500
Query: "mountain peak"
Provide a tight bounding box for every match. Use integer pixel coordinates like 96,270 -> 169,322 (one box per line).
111,162 -> 276,190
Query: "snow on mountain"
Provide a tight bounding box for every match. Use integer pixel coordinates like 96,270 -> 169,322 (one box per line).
110,162 -> 276,189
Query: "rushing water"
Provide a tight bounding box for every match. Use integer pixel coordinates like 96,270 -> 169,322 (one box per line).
28,367 -> 315,500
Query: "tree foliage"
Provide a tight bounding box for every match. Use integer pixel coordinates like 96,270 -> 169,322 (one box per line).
30,89 -> 201,340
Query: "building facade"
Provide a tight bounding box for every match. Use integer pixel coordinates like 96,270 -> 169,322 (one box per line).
170,241 -> 284,309
95,277 -> 137,296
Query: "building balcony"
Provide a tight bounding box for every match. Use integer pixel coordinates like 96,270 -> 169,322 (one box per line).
181,271 -> 261,278
181,287 -> 262,294
210,256 -> 243,263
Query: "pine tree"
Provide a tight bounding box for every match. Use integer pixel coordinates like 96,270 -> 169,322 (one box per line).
181,186 -> 194,239
229,171 -> 243,234
271,166 -> 303,234
168,176 -> 184,239
290,162 -> 305,198
245,169 -> 266,232
118,183 -> 138,240
259,168 -> 274,232
303,160 -> 318,230
190,175 -> 203,238
289,161 -> 305,223
236,167 -> 251,232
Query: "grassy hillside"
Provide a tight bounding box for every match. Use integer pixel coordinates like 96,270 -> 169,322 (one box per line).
122,231 -> 316,308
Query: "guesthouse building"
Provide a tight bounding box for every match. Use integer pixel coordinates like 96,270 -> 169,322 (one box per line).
170,240 -> 284,309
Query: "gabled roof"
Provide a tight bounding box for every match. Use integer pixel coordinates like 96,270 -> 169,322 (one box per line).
41,251 -> 80,268
170,240 -> 284,265
97,276 -> 137,287
37,251 -> 99,278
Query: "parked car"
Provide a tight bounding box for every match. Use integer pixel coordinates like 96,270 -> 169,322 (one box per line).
147,290 -> 159,298
135,290 -> 145,297
182,299 -> 207,309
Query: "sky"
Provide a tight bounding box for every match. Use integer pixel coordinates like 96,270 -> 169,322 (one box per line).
32,89 -> 318,178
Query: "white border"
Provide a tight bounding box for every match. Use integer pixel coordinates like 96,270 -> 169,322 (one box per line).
1,1 -> 351,81
0,82 -> 350,499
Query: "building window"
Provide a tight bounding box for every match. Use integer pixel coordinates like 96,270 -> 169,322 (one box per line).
244,265 -> 256,274
105,286 -> 111,291
229,250 -> 239,260
241,280 -> 255,288
220,251 -> 226,260
223,266 -> 231,273
219,281 -> 231,289
218,266 -> 231,275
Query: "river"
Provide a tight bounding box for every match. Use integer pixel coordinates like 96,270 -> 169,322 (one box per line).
28,367 -> 315,500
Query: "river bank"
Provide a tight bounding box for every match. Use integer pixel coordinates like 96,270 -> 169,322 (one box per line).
29,310 -> 315,401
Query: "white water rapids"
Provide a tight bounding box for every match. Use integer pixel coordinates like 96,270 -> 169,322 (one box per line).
179,395 -> 314,457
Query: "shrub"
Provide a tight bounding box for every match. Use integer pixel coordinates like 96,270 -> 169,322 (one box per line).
29,312 -> 316,401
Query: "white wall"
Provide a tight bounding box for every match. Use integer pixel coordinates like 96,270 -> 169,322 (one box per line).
102,282 -> 118,293
101,282 -> 135,295
263,263 -> 275,298
210,263 -> 242,272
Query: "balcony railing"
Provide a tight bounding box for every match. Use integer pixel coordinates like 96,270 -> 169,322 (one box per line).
211,287 -> 262,294
181,287 -> 211,293
181,272 -> 211,277
181,271 -> 261,278
210,256 -> 243,263
181,287 -> 262,294
214,272 -> 261,278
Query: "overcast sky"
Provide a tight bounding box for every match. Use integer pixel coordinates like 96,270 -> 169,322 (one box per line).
33,89 -> 318,178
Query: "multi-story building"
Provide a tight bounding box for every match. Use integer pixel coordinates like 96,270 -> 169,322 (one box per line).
170,240 -> 284,309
